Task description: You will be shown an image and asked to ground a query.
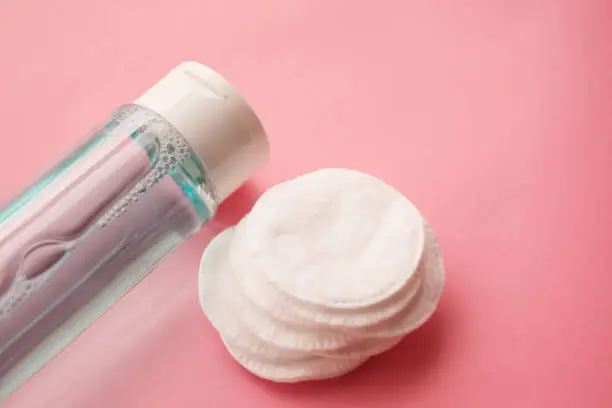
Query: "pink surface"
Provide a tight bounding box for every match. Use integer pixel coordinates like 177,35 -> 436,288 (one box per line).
1,0 -> 612,407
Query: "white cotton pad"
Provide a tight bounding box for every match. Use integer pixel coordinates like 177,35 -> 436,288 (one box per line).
199,229 -> 368,381
201,227 -> 356,353
230,216 -> 425,330
358,223 -> 445,338
224,222 -> 443,351
222,336 -> 367,383
199,168 -> 445,382
318,334 -> 404,359
199,229 -> 311,362
229,168 -> 425,309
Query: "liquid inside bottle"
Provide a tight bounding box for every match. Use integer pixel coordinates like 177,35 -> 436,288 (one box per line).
0,104 -> 218,399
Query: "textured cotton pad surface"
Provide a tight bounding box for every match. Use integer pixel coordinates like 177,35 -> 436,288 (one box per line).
200,229 -> 369,380
230,168 -> 425,308
231,216 -> 425,329
356,222 -> 445,338
223,338 -> 367,383
201,227 -> 386,355
199,229 -> 311,362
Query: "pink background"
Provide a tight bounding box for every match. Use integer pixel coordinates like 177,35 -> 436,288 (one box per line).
2,0 -> 612,407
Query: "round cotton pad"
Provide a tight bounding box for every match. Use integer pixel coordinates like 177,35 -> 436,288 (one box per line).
230,168 -> 425,309
226,222 -> 443,350
318,334 -> 404,359
358,222 -> 445,338
199,168 -> 445,383
222,336 -> 367,383
230,216 -> 425,330
201,228 -> 359,354
199,228 -> 311,362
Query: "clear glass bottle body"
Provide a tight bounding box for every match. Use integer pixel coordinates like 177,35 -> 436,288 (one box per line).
0,105 -> 217,399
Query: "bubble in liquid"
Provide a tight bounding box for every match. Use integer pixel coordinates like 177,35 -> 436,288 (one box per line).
97,125 -> 191,228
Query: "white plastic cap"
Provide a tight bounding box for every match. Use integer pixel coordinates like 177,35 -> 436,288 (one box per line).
135,62 -> 269,202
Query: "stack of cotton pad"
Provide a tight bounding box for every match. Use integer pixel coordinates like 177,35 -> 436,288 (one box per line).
199,169 -> 444,382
